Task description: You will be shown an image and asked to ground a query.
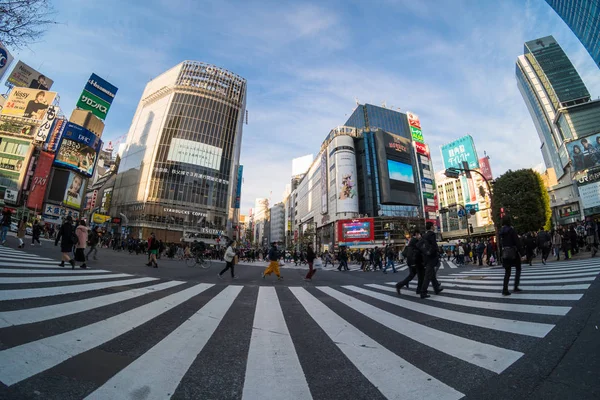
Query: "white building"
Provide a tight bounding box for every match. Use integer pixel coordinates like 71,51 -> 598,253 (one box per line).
269,203 -> 285,243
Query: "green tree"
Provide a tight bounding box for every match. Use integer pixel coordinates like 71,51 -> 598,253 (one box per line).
492,169 -> 551,233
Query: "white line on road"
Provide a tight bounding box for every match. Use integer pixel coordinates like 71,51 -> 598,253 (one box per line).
0,262 -> 76,269
455,267 -> 600,277
290,287 -> 464,400
437,276 -> 597,284
0,257 -> 58,264
0,268 -> 111,275
318,286 -> 523,373
242,287 -> 312,400
343,286 -> 554,338
86,285 -> 241,400
0,273 -> 132,284
439,282 -> 590,291
0,283 -> 213,386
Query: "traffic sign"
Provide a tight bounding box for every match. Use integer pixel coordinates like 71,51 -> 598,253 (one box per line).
457,209 -> 466,218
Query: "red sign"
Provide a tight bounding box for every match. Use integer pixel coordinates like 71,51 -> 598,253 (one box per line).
479,157 -> 493,181
26,151 -> 54,210
424,205 -> 437,213
414,141 -> 430,157
407,112 -> 421,129
337,218 -> 375,243
426,218 -> 438,226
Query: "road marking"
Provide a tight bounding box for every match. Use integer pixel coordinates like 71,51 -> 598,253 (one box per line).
0,262 -> 81,269
455,267 -> 600,277
343,286 -> 554,338
0,283 -> 213,386
366,284 -> 571,316
290,287 -> 464,400
86,285 -> 242,400
0,273 -> 132,284
0,268 -> 111,275
438,282 -> 590,291
0,281 -> 185,328
0,277 -> 159,301
318,286 -> 523,373
242,287 -> 312,400
0,257 -> 58,264
437,276 -> 597,284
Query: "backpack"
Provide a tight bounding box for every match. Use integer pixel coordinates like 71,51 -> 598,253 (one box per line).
416,237 -> 434,257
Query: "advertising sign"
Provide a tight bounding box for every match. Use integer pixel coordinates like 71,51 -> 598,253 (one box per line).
479,157 -> 493,181
46,116 -> 67,152
465,203 -> 480,213
0,42 -> 14,81
92,214 -> 111,224
35,105 -> 58,143
84,73 -> 118,105
414,141 -> 429,156
338,218 -> 375,242
6,61 -> 54,90
0,96 -> 5,114
578,180 -> 600,210
406,111 -> 421,130
167,138 -> 223,170
441,135 -> 480,170
4,189 -> 17,203
76,90 -> 111,120
1,88 -> 57,120
26,151 -> 54,209
63,172 -> 85,209
410,126 -> 424,143
423,192 -> 435,199
424,205 -> 437,213
234,165 -> 243,209
375,131 -> 419,206
54,122 -> 102,177
0,134 -> 32,190
566,133 -> 600,173
42,203 -> 80,222
332,135 -> 359,213
321,152 -> 328,214
421,177 -> 433,185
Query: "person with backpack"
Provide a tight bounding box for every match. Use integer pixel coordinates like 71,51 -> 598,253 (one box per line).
55,216 -> 76,268
537,229 -> 552,264
74,220 -> 89,269
383,244 -> 397,274
86,226 -> 100,261
396,230 -> 424,295
418,221 -> 444,299
476,240 -> 485,266
500,215 -> 522,296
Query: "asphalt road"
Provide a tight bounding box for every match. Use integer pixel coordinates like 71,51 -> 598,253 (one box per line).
0,235 -> 599,400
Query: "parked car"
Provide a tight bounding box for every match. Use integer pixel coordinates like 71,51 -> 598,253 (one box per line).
10,222 -> 18,232
26,227 -> 33,236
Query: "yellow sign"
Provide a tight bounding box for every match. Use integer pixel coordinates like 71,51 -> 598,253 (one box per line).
92,214 -> 111,224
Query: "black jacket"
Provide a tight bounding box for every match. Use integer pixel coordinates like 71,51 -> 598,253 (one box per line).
422,230 -> 439,265
500,225 -> 519,248
406,237 -> 423,267
306,247 -> 316,263
55,222 -> 75,247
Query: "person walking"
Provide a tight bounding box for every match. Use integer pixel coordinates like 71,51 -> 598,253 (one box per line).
55,216 -> 76,268
262,242 -> 283,280
525,232 -> 536,266
31,220 -> 42,246
74,220 -> 89,269
17,216 -> 27,248
218,240 -> 237,279
537,229 -> 551,265
500,215 -> 522,296
337,246 -> 350,271
551,229 -> 562,261
396,230 -> 425,295
476,240 -> 485,266
585,218 -> 598,257
383,244 -> 398,274
304,243 -> 317,281
86,226 -> 100,261
0,208 -> 11,245
146,233 -> 159,268
372,247 -> 382,271
419,221 -> 444,299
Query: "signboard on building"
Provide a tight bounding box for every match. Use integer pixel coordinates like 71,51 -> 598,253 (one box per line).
320,152 -> 328,214
406,112 -> 421,130
6,61 -> 54,89
331,135 -> 359,213
35,105 -> 58,143
0,134 -> 32,192
441,135 -> 479,170
76,91 -> 111,121
46,116 -> 67,152
479,157 -> 493,181
4,188 -> 17,203
54,122 -> 102,177
234,165 -> 243,209
92,214 -> 111,224
337,218 -> 375,243
567,133 -> 600,173
63,172 -> 86,209
1,88 -> 57,120
578,180 -> 600,210
0,42 -> 14,81
84,73 -> 118,105
414,141 -> 429,157
26,151 -> 54,209
42,203 -> 80,222
167,138 -> 223,170
375,131 -> 419,206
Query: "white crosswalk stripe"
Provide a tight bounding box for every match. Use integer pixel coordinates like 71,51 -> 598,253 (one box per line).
0,246 -> 598,399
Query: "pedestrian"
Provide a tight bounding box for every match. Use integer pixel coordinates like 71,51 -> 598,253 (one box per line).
32,220 -> 42,246
383,244 -> 397,274
396,229 -> 425,295
86,226 -> 100,261
499,215 -> 522,296
146,232 -> 159,268
525,232 -> 536,266
262,242 -> 283,280
218,240 -> 237,279
16,216 -> 27,248
585,218 -> 598,257
55,216 -> 76,269
74,220 -> 89,269
337,246 -> 349,271
372,247 -> 382,271
304,243 -> 317,281
457,242 -> 465,265
476,240 -> 485,266
537,229 -> 551,264
0,208 -> 11,245
552,229 -> 562,261
418,221 -> 444,299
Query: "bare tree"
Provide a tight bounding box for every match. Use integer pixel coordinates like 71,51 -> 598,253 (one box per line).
0,0 -> 57,49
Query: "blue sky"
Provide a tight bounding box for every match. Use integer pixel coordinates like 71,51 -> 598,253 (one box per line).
5,0 -> 600,213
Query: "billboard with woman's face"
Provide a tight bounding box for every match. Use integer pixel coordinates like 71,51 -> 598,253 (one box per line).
53,122 -> 102,177
64,172 -> 85,209
567,133 -> 600,173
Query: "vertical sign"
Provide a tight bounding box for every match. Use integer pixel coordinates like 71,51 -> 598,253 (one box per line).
321,152 -> 328,214
234,165 -> 243,209
479,157 -> 493,181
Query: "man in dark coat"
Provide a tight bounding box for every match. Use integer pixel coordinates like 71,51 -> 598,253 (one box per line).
396,230 -> 425,295
419,222 -> 443,299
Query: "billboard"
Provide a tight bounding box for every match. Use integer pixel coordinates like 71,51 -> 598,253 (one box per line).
35,105 -> 58,143
234,165 -> 243,209
0,134 -> 32,191
42,203 -> 80,222
406,112 -> 421,130
479,157 -> 493,181
321,152 -> 328,214
84,73 -> 118,105
414,141 -> 430,157
54,122 -> 102,177
410,126 -> 424,143
338,218 -> 375,242
441,135 -> 479,170
26,151 -> 54,209
64,172 -> 86,209
76,90 -> 111,120
578,180 -> 600,210
167,138 -> 223,170
46,116 -> 67,152
0,42 -> 14,81
6,61 -> 54,90
567,133 -> 600,173
332,136 -> 358,213
375,131 -> 419,206
92,214 -> 111,224
1,88 -> 57,120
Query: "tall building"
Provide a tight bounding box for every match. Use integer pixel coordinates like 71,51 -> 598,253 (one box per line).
269,202 -> 285,244
110,61 -> 247,242
545,0 -> 600,68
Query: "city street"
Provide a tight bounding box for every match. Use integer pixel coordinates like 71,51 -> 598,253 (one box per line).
0,237 -> 599,399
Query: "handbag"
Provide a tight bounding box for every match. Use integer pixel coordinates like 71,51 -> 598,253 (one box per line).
503,246 -> 518,260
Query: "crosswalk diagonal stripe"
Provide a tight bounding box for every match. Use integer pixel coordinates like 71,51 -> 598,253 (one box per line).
85,285 -> 242,400
399,265 -> 409,271
437,276 -> 597,284
0,283 -> 213,386
0,253 -> 55,261
242,287 -> 312,400
289,287 -> 464,400
439,282 -> 590,291
0,281 -> 185,328
0,277 -> 159,301
343,286 -> 554,338
0,262 -> 76,269
0,273 -> 132,284
0,268 -> 112,275
452,271 -> 600,279
366,284 -> 571,316
455,267 -> 600,276
383,283 -> 583,301
318,286 -> 523,373
0,257 -> 58,263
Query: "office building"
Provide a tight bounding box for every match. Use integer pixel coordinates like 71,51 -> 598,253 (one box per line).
269,202 -> 285,244
110,61 -> 247,242
545,0 -> 600,68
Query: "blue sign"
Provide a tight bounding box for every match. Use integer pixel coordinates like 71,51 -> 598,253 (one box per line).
465,203 -> 479,213
84,73 -> 118,105
54,122 -> 102,177
421,177 -> 433,185
457,209 -> 466,218
441,135 -> 480,170
234,165 -> 243,209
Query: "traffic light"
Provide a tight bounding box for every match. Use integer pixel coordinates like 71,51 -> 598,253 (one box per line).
444,168 -> 460,179
469,224 -> 474,234
462,161 -> 471,179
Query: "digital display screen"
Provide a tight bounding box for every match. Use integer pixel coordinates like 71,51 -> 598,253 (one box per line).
338,218 -> 375,242
387,159 -> 415,184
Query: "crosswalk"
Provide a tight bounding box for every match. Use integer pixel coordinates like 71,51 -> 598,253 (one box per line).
0,245 -> 599,399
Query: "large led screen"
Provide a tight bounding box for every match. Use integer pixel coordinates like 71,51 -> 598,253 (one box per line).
338,218 -> 375,242
387,159 -> 415,184
375,131 -> 419,206
54,122 -> 102,177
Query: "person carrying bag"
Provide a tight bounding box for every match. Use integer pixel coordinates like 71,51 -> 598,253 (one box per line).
500,215 -> 522,296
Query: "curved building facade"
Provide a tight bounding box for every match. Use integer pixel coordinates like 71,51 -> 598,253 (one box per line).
111,61 -> 246,242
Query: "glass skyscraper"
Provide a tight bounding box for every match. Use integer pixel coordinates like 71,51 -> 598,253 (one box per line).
545,0 -> 600,68
111,61 -> 246,242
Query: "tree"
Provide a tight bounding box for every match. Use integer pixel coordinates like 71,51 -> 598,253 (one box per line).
0,0 -> 57,49
492,169 -> 552,233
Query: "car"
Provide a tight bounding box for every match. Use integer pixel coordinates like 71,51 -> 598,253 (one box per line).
10,222 -> 17,232
26,227 -> 33,236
